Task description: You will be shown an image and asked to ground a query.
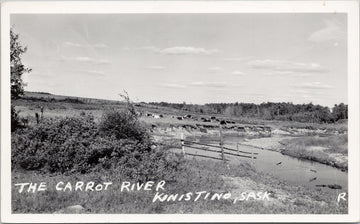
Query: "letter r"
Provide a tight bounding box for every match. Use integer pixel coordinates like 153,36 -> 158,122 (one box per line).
337,192 -> 346,202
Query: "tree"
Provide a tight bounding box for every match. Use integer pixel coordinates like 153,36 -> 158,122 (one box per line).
332,103 -> 348,121
11,28 -> 31,99
11,29 -> 31,132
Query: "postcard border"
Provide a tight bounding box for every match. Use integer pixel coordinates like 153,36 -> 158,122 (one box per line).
1,1 -> 359,223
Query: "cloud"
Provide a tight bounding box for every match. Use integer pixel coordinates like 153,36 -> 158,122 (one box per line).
159,83 -> 186,89
142,46 -> 219,55
291,82 -> 333,89
290,89 -> 310,94
97,59 -> 111,64
308,19 -> 346,43
208,67 -> 222,72
140,46 -> 159,51
290,90 -> 326,98
74,56 -> 93,63
189,81 -> 228,88
232,70 -> 245,75
223,56 -> 253,62
145,66 -> 166,70
161,81 -> 241,89
92,43 -> 109,48
265,71 -> 313,77
64,42 -> 83,47
63,41 -> 109,48
61,56 -> 110,65
78,70 -> 106,76
248,59 -> 327,74
301,94 -> 312,98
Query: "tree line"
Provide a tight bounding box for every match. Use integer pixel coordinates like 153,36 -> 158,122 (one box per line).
149,101 -> 348,124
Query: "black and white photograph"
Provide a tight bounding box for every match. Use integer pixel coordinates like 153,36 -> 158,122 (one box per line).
1,1 -> 359,223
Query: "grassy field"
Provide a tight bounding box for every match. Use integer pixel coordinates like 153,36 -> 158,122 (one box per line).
12,159 -> 347,214
11,92 -> 348,214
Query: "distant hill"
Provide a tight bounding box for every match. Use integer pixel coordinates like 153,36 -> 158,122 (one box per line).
23,91 -> 123,105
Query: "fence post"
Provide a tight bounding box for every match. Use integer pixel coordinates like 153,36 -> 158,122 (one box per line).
219,125 -> 225,162
181,132 -> 185,155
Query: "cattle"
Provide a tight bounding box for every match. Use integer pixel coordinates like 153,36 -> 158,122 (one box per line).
35,113 -> 40,124
200,117 -> 211,122
184,114 -> 192,119
211,116 -> 216,120
177,116 -> 184,120
220,120 -> 227,125
264,127 -> 271,132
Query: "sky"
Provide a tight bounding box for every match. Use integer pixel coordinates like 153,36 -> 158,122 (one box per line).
11,13 -> 347,107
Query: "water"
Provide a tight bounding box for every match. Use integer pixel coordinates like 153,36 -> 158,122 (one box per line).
186,135 -> 348,190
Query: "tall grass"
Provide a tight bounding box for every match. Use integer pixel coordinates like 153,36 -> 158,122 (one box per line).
281,135 -> 348,169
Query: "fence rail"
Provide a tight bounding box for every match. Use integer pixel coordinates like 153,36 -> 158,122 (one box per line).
180,129 -> 258,162
183,143 -> 257,159
183,140 -> 258,155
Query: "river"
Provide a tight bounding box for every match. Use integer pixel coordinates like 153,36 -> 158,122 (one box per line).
181,135 -> 348,190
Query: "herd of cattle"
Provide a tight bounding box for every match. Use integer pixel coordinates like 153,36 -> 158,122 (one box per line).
142,112 -> 272,135
144,112 -> 236,124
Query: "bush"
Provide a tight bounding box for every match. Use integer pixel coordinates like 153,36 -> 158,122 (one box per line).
11,113 -> 182,181
99,109 -> 148,142
11,105 -> 23,132
99,92 -> 148,142
12,115 -> 98,172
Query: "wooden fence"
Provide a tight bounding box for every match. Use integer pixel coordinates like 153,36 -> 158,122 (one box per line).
180,130 -> 258,162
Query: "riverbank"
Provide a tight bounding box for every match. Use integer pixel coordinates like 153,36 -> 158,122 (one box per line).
279,135 -> 348,171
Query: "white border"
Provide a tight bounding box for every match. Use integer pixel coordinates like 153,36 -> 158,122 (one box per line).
1,1 -> 359,223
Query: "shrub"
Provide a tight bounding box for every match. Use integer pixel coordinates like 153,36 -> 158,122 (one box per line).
99,109 -> 148,142
99,92 -> 148,142
11,114 -> 182,182
11,105 -> 23,132
11,115 -> 98,172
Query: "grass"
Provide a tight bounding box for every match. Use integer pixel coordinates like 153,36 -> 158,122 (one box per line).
281,135 -> 348,169
12,158 -> 348,214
